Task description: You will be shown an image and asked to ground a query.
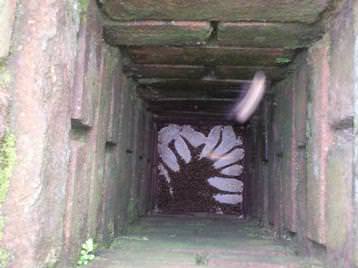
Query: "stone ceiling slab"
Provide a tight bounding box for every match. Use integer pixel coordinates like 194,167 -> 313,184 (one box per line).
148,99 -> 235,114
215,66 -> 286,81
137,79 -> 249,92
104,21 -> 211,46
125,64 -> 286,81
102,0 -> 329,23
124,64 -> 207,79
125,46 -> 295,66
137,85 -> 243,101
217,22 -> 323,48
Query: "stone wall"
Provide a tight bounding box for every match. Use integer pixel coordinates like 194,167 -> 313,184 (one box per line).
250,0 -> 357,266
353,0 -> 358,266
0,0 -> 152,267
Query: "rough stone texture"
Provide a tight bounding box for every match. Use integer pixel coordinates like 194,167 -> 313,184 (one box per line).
104,21 -> 212,46
1,0 -> 78,266
0,0 -> 153,267
292,53 -> 309,247
71,8 -> 102,128
0,0 -> 16,59
63,140 -> 91,264
88,216 -> 322,268
217,23 -> 322,49
304,36 -> 331,245
137,86 -> 242,102
215,66 -> 286,81
326,131 -> 353,267
327,2 -> 354,128
354,0 -> 358,266
102,0 -> 329,23
124,64 -> 207,79
126,47 -> 295,67
270,76 -> 296,232
0,63 -> 11,140
106,54 -> 122,145
324,2 -> 355,266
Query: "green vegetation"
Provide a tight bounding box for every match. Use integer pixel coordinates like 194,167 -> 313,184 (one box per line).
0,64 -> 11,88
78,0 -> 89,17
0,132 -> 16,204
275,57 -> 291,64
195,253 -> 209,266
0,248 -> 9,267
77,238 -> 97,267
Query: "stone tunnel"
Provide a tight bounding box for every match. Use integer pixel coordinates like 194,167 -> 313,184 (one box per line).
0,0 -> 358,267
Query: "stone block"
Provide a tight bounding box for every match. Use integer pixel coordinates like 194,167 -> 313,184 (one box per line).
71,12 -> 103,128
106,62 -> 122,144
103,0 -> 329,23
106,79 -> 121,144
124,64 -> 207,79
326,132 -> 353,265
272,78 -> 296,232
328,5 -> 354,127
104,21 -> 212,46
218,22 -> 322,49
63,141 -> 91,261
305,37 -> 331,245
127,47 -> 295,66
215,66 -> 286,81
293,56 -> 308,146
0,0 -> 16,59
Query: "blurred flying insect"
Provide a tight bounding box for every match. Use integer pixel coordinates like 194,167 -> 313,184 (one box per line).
231,71 -> 266,123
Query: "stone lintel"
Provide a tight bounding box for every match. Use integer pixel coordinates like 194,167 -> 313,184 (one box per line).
104,21 -> 212,46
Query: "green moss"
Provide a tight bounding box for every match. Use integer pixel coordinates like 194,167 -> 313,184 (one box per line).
0,132 -> 15,204
0,216 -> 4,240
0,248 -> 9,267
78,0 -> 89,17
275,57 -> 291,64
0,64 -> 11,88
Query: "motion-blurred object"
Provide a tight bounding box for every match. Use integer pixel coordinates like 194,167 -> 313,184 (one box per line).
232,71 -> 266,123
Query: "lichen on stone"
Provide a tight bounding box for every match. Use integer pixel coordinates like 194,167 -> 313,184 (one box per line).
0,248 -> 9,267
78,0 -> 89,17
0,131 -> 16,204
0,64 -> 11,89
275,57 -> 291,64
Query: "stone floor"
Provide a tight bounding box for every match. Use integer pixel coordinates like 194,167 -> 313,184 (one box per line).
88,215 -> 322,268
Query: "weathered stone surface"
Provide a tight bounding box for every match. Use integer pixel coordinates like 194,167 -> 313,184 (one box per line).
99,146 -> 120,243
104,21 -> 212,46
354,0 -> 358,266
0,0 -> 79,266
305,36 -> 332,245
63,141 -> 91,264
126,47 -> 295,66
103,0 -> 329,23
271,76 -> 296,232
328,3 -> 354,127
124,64 -> 207,79
326,131 -> 353,267
138,85 -> 242,101
292,53 -> 309,238
71,11 -> 103,128
217,23 -> 322,48
138,79 -> 249,93
106,55 -> 122,145
148,99 -> 234,115
0,64 -> 11,138
0,0 -> 16,59
215,66 -> 286,81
